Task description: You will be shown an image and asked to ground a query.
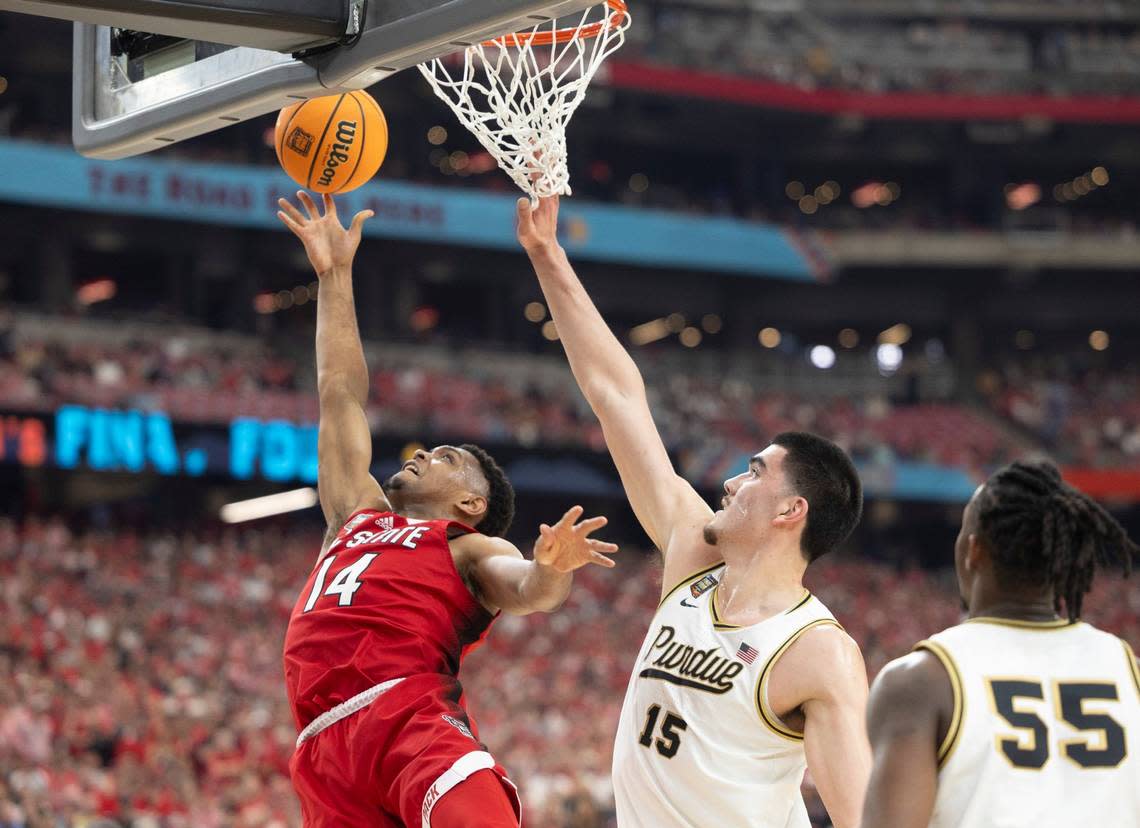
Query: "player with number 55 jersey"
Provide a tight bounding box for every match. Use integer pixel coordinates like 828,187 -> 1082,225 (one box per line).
277,192 -> 619,828
862,461 -> 1140,828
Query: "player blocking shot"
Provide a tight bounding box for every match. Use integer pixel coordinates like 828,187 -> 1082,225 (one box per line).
516,196 -> 873,828
862,461 -> 1140,828
276,192 -> 619,828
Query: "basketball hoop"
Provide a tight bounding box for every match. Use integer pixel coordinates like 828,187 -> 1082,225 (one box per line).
418,0 -> 630,200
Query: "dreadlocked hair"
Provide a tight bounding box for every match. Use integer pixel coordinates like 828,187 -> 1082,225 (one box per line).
976,460 -> 1138,621
460,443 -> 515,538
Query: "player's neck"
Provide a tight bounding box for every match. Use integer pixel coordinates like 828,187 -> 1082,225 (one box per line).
716,545 -> 807,626
968,589 -> 1060,623
395,503 -> 460,525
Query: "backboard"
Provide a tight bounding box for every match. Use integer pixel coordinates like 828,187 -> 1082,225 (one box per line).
66,0 -> 601,159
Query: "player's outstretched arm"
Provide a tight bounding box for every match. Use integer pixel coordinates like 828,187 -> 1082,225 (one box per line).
517,197 -> 714,578
860,653 -> 946,828
773,626 -> 872,828
278,192 -> 387,549
456,506 -> 618,615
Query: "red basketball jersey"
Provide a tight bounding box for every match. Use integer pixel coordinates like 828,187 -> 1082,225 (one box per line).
283,510 -> 496,730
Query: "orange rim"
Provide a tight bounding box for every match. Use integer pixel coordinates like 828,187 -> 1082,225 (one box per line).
484,0 -> 628,48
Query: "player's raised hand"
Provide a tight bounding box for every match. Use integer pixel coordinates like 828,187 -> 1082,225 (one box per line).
277,192 -> 374,277
516,195 -> 560,256
533,505 -> 619,573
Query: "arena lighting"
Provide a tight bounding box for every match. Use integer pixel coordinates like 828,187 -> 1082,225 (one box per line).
1005,183 -> 1041,211
758,327 -> 781,348
253,293 -> 277,314
876,343 -> 903,374
1089,330 -> 1110,351
630,318 -> 670,346
809,345 -> 836,370
76,278 -> 116,305
220,488 -> 319,524
427,126 -> 447,145
524,302 -> 546,323
878,323 -> 912,346
541,321 -> 559,341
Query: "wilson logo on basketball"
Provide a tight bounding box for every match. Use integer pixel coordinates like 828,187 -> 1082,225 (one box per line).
287,127 -> 314,157
317,120 -> 358,187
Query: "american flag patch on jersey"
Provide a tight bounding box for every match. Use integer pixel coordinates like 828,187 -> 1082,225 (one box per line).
690,574 -> 718,598
736,642 -> 759,664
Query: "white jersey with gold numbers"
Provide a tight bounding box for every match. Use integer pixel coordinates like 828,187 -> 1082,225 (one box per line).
919,617 -> 1140,828
612,563 -> 839,828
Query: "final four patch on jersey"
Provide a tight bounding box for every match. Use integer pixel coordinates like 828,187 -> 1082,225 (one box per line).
690,574 -> 719,598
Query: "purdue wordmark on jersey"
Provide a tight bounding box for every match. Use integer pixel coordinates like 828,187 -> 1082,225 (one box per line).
613,564 -> 839,828
921,617 -> 1140,828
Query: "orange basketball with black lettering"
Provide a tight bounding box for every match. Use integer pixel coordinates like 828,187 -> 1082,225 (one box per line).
275,90 -> 388,194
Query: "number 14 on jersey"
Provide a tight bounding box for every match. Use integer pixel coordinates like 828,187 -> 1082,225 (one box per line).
304,554 -> 378,611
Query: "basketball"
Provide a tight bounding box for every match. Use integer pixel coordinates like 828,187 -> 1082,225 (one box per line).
274,90 -> 388,194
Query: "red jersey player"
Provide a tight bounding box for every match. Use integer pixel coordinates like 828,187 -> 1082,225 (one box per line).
276,192 -> 619,828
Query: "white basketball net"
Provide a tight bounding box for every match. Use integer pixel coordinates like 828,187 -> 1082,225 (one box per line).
418,2 -> 630,200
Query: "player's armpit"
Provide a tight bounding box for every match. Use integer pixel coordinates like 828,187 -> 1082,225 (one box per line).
457,535 -> 564,616
771,626 -> 870,828
457,507 -> 618,615
860,652 -> 947,828
317,381 -> 388,536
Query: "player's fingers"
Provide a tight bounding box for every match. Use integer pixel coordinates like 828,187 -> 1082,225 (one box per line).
557,505 -> 585,526
575,515 -> 608,534
349,210 -> 374,237
589,552 -> 617,568
538,523 -> 553,537
516,197 -> 533,232
297,191 -> 318,220
322,192 -> 338,218
588,539 -> 619,553
278,198 -> 307,225
276,211 -> 303,236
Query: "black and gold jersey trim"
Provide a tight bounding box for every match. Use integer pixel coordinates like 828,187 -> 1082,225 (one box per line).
964,616 -> 1075,630
658,562 -> 724,609
710,588 -> 813,630
709,585 -> 741,630
1121,638 -> 1140,699
784,590 -> 812,615
754,618 -> 843,742
914,639 -> 965,768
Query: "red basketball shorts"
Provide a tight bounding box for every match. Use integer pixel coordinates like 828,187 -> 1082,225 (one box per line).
289,674 -> 521,827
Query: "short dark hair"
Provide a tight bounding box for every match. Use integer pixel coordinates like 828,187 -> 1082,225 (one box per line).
975,460 -> 1137,620
772,432 -> 863,563
460,443 -> 515,538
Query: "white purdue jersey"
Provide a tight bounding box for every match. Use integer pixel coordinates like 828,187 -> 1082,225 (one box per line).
612,563 -> 839,828
918,617 -> 1140,828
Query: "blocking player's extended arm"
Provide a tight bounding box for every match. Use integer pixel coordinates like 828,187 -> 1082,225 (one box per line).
772,625 -> 872,828
517,197 -> 714,576
278,193 -> 388,544
860,653 -> 946,828
457,506 -> 618,615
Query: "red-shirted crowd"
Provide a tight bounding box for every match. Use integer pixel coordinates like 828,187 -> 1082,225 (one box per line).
1,517 -> 1136,828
